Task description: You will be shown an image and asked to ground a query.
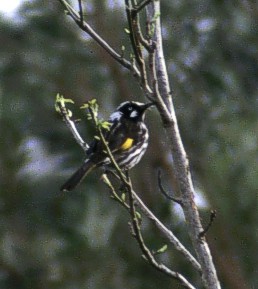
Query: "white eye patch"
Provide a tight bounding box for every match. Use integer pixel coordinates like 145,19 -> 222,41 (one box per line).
130,110 -> 138,118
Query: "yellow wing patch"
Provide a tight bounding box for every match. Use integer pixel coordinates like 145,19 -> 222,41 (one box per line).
121,138 -> 134,150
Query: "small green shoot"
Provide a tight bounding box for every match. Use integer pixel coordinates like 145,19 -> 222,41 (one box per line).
155,244 -> 168,255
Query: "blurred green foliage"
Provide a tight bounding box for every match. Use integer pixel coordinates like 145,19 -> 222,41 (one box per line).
0,1 -> 257,289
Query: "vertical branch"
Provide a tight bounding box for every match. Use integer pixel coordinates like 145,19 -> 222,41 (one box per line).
146,1 -> 172,110
125,0 -> 151,94
125,0 -> 141,66
146,2 -> 221,289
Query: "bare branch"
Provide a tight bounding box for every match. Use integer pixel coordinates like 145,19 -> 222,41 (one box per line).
127,182 -> 198,289
125,0 -> 142,67
57,102 -> 89,151
58,0 -> 140,77
102,170 -> 201,273
125,0 -> 152,95
130,187 -> 201,273
102,169 -> 198,288
131,0 -> 152,51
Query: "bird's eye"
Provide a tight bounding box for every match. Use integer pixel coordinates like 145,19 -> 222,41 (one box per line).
128,106 -> 133,111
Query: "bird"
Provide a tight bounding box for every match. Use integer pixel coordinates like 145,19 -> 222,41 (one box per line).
61,101 -> 154,192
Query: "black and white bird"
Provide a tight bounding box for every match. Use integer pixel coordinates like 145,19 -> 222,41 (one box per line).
61,101 -> 154,191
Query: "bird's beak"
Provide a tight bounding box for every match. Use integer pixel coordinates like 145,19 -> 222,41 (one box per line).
142,102 -> 155,111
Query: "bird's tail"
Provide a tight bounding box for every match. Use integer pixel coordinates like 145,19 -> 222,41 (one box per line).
61,160 -> 97,192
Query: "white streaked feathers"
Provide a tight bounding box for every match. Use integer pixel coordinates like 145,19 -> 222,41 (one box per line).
114,123 -> 149,169
102,123 -> 149,170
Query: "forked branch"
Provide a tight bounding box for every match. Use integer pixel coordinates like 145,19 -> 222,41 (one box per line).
58,0 -> 140,77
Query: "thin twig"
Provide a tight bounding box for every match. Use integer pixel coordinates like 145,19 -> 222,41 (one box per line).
102,171 -> 201,273
78,0 -> 83,24
131,0 -> 152,51
57,102 -> 89,151
125,0 -> 142,67
130,0 -> 152,91
199,210 -> 217,239
158,170 -> 183,206
125,0 -> 153,99
101,174 -> 130,210
134,0 -> 152,14
103,168 -> 198,288
130,187 -> 201,273
58,0 -> 140,77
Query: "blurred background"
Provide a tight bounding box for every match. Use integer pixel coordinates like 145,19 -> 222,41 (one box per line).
0,1 -> 257,288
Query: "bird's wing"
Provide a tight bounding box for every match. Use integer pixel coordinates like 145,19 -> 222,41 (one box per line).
85,121 -> 124,155
86,120 -> 136,165
105,121 -> 135,152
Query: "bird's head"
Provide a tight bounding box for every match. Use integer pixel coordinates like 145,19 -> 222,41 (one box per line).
110,101 -> 154,122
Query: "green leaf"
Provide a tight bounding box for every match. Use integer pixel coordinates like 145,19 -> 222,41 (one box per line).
80,103 -> 89,109
55,94 -> 75,115
55,93 -> 74,107
121,45 -> 125,51
56,93 -> 61,100
121,193 -> 126,201
156,244 -> 168,254
89,98 -> 97,105
63,98 -> 74,104
67,109 -> 73,118
101,121 -> 112,130
55,103 -> 61,113
135,211 -> 142,220
102,121 -> 111,126
124,28 -> 130,34
101,174 -> 111,186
